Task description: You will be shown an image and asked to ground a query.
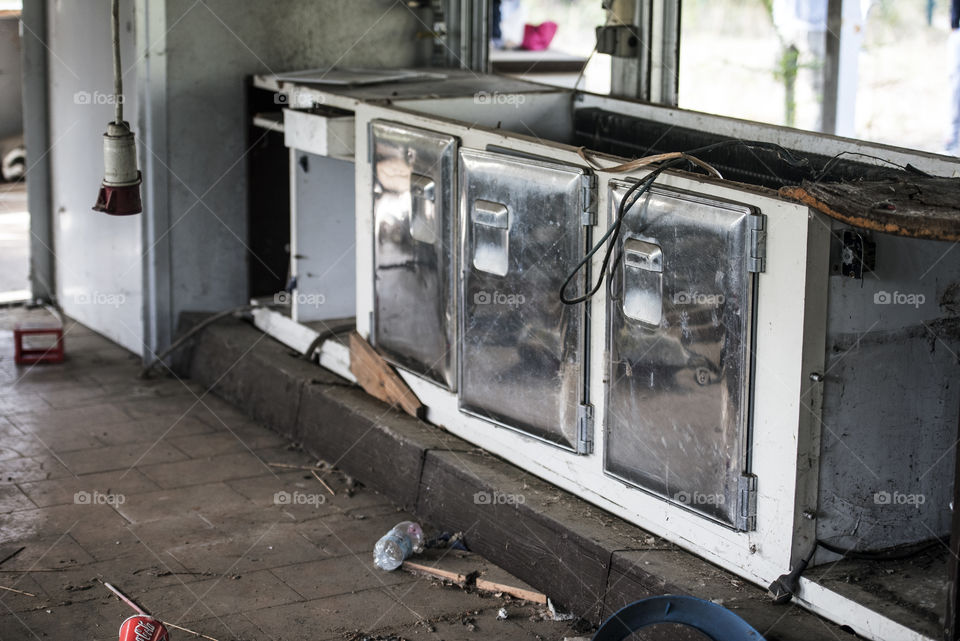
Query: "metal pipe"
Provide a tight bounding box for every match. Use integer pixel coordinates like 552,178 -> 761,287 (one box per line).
21,0 -> 55,301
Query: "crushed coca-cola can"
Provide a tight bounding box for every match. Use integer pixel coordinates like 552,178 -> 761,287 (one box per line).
119,615 -> 170,641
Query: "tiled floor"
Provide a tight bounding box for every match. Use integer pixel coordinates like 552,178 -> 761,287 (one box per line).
0,309 -> 583,640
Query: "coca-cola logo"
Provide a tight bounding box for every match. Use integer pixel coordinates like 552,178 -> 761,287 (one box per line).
134,620 -> 155,641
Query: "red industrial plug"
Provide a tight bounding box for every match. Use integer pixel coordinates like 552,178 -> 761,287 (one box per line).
93,120 -> 142,215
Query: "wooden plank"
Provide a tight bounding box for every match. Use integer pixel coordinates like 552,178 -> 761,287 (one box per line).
781,177 -> 960,242
348,331 -> 423,419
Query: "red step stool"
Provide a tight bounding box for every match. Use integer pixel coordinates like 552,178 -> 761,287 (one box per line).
13,324 -> 65,365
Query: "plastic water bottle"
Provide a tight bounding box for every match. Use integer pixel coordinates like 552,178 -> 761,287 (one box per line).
373,521 -> 425,571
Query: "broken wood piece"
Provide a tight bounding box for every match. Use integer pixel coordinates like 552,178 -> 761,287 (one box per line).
0,585 -> 36,597
401,548 -> 547,603
402,549 -> 480,586
476,565 -> 548,604
311,470 -> 336,496
267,462 -> 325,471
348,331 -> 423,418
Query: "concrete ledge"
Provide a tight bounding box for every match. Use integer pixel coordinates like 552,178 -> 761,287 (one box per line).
181,314 -> 856,639
297,381 -> 475,511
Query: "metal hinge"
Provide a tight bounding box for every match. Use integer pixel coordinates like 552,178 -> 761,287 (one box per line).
366,126 -> 374,164
737,473 -> 758,531
581,174 -> 598,226
747,214 -> 767,273
576,403 -> 594,454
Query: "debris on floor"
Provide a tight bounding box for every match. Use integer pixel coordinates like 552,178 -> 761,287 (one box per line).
400,547 -> 549,604
374,521 -> 425,571
546,598 -> 579,622
477,559 -> 549,604
0,308 -> 595,640
106,581 -> 218,641
402,549 -> 478,585
348,331 -> 423,418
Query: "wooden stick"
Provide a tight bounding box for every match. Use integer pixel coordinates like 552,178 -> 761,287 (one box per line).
311,470 -> 335,496
103,582 -> 148,615
0,585 -> 36,597
163,621 -> 221,641
268,462 -> 324,471
103,583 -> 218,640
0,547 -> 25,567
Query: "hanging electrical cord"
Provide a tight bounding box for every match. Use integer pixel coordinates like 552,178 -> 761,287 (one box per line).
112,0 -> 122,125
560,138 -> 815,306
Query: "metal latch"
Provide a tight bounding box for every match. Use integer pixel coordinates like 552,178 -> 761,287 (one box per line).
737,474 -> 758,531
577,403 -> 594,455
747,214 -> 767,273
596,25 -> 639,58
581,174 -> 598,226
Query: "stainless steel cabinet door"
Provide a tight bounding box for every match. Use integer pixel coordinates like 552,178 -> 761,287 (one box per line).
371,121 -> 458,390
459,149 -> 590,451
605,181 -> 763,530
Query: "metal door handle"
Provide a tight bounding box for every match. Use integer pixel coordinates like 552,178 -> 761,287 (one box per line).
472,199 -> 509,276
622,238 -> 663,326
409,173 -> 437,243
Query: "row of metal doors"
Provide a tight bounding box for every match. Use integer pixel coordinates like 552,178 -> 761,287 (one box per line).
368,120 -> 762,530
